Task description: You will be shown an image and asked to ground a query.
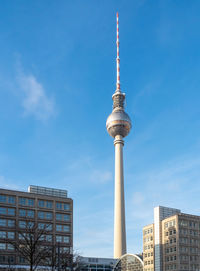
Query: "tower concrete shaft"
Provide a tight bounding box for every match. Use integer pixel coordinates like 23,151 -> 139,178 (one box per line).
106,13 -> 132,259
114,135 -> 126,258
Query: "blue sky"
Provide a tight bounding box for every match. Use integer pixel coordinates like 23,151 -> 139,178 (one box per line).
1,0 -> 200,258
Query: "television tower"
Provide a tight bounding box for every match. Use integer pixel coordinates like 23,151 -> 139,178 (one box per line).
106,13 -> 132,259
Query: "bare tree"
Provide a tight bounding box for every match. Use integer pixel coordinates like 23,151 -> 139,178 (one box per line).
6,221 -> 52,271
45,246 -> 83,271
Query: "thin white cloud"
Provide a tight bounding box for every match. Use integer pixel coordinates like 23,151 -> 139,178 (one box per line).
89,169 -> 112,183
18,72 -> 55,120
0,175 -> 20,191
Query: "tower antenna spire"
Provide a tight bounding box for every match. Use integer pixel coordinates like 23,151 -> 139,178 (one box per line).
116,12 -> 121,92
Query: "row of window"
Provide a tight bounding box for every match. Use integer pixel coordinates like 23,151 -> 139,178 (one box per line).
179,237 -> 198,245
0,255 -> 15,264
0,195 -> 15,204
144,244 -> 153,250
144,228 -> 153,235
144,260 -> 153,265
166,264 -> 176,270
0,218 -> 15,227
0,232 -> 70,247
179,246 -> 199,253
144,252 -> 153,258
0,243 -> 14,250
180,228 -> 198,236
164,220 -> 176,229
179,220 -> 199,229
0,231 -> 15,239
166,255 -> 177,262
0,219 -> 70,232
165,238 -> 176,244
0,208 -> 71,221
165,229 -> 176,236
165,246 -> 176,253
0,207 -> 15,216
180,264 -> 199,271
144,236 -> 153,243
180,255 -> 199,262
0,195 -> 70,211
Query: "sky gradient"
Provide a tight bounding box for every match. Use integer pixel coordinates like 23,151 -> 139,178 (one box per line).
1,0 -> 200,258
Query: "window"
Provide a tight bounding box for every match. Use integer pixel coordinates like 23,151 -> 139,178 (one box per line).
56,202 -> 62,209
38,223 -> 52,231
46,201 -> 53,208
0,255 -> 6,263
19,221 -> 26,229
19,256 -> 26,263
64,203 -> 70,210
56,213 -> 70,221
63,236 -> 69,243
56,213 -> 62,221
8,256 -> 15,263
19,209 -> 26,217
56,202 -> 70,211
7,220 -> 15,227
7,232 -> 14,239
0,219 -> 6,227
46,212 -> 52,220
8,196 -> 15,204
19,197 -> 34,206
56,236 -> 62,242
38,200 -> 53,209
0,243 -> 6,250
0,232 -> 6,238
19,198 -> 26,205
0,195 -> 6,203
38,211 -> 52,220
56,224 -> 70,232
19,209 -> 34,218
28,199 -> 34,206
38,211 -> 44,219
64,214 -> 70,221
7,208 -> 15,216
27,210 -> 34,218
63,225 -> 70,232
0,207 -> 15,216
56,235 -> 70,243
56,224 -> 62,231
38,200 -> 45,207
46,235 -> 52,242
0,207 -> 6,215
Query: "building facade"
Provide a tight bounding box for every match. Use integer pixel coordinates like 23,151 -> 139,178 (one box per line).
0,185 -> 73,269
79,257 -> 117,271
143,206 -> 200,271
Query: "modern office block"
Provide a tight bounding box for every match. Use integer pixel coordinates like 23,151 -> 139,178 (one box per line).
0,185 -> 73,269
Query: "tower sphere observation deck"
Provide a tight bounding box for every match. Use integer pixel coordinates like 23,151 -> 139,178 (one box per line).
106,93 -> 132,138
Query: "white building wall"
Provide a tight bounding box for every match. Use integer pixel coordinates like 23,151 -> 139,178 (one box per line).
154,206 -> 180,271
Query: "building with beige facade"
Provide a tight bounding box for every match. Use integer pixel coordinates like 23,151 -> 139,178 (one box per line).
0,185 -> 73,269
143,206 -> 200,271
